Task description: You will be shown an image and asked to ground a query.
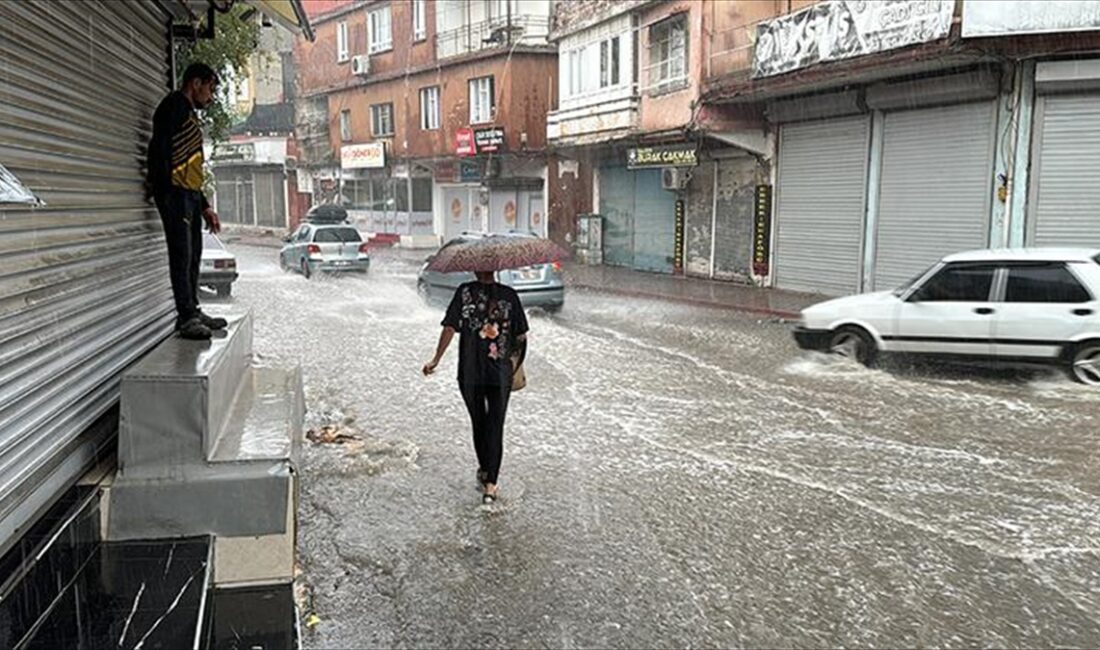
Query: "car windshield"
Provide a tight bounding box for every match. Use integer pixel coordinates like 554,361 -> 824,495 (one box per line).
892,264 -> 937,296
313,228 -> 362,243
202,233 -> 225,251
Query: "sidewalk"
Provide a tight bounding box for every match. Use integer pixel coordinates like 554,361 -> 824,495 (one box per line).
564,263 -> 822,319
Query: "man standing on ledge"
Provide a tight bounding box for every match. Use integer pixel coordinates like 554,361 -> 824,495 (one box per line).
147,62 -> 228,340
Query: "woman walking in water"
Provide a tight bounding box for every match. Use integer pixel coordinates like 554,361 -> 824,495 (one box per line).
423,271 -> 527,504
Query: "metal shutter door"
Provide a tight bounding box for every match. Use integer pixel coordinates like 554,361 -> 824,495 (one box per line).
0,1 -> 173,550
599,165 -> 634,268
255,170 -> 286,228
1030,95 -> 1100,246
632,168 -> 676,274
775,116 -> 869,295
873,102 -> 995,290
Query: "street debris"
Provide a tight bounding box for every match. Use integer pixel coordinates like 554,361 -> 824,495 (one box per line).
306,424 -> 360,445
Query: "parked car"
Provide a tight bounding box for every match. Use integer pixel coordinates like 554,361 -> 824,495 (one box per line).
793,248 -> 1100,384
199,232 -> 237,298
279,223 -> 370,278
417,232 -> 566,311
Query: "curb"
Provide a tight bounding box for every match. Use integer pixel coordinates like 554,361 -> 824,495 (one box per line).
570,283 -> 802,320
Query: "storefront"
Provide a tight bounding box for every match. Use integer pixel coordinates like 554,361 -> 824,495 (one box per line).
597,143 -> 695,274
339,142 -> 434,236
770,69 -> 1002,295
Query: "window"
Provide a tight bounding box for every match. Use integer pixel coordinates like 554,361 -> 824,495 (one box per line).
419,86 -> 440,130
369,5 -> 393,54
469,76 -> 494,124
313,227 -> 362,243
336,21 -> 349,62
913,264 -> 997,302
1005,264 -> 1092,303
647,14 -> 687,90
339,109 -> 351,141
413,0 -> 426,40
411,178 -> 433,212
565,34 -> 623,98
600,36 -> 620,88
371,103 -> 394,136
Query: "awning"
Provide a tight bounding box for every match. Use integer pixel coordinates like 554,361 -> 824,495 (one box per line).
169,0 -> 314,41
248,0 -> 314,41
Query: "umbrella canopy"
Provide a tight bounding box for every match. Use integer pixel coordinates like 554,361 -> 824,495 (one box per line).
426,235 -> 568,273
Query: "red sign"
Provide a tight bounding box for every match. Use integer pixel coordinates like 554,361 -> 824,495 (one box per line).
456,128 -> 476,157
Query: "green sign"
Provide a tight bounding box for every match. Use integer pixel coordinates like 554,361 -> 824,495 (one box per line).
626,143 -> 697,169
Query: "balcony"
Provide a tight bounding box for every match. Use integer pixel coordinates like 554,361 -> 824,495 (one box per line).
547,91 -> 639,147
436,15 -> 551,59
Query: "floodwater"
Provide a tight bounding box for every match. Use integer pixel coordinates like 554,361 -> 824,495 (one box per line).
223,242 -> 1100,648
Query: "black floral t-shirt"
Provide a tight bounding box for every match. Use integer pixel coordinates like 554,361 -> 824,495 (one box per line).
442,281 -> 529,387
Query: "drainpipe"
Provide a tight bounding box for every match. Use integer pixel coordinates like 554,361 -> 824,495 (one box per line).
709,161 -> 718,279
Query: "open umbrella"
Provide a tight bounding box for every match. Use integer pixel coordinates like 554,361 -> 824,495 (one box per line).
426,235 -> 568,273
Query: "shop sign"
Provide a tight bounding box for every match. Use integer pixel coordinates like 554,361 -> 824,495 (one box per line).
626,143 -> 698,169
674,200 -> 685,273
341,142 -> 385,169
753,184 -> 773,277
393,163 -> 410,178
212,142 -> 255,162
963,0 -> 1100,38
753,0 -> 953,78
459,159 -> 481,183
434,161 -> 456,182
456,127 -> 476,156
474,127 -> 505,153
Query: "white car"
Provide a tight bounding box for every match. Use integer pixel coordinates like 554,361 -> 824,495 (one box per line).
793,248 -> 1100,384
199,232 -> 237,298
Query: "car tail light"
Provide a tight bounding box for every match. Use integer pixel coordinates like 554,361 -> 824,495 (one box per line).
307,244 -> 321,256
213,259 -> 236,269
358,243 -> 371,254
551,261 -> 563,273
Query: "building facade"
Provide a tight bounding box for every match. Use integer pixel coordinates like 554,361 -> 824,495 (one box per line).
548,0 -> 767,280
294,0 -> 571,243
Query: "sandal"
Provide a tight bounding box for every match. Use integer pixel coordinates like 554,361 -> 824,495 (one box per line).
482,492 -> 498,505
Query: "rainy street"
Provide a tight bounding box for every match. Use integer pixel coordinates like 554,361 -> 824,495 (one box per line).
223,242 -> 1100,648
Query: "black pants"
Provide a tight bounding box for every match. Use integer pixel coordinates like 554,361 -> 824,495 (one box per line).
155,189 -> 204,324
459,382 -> 511,484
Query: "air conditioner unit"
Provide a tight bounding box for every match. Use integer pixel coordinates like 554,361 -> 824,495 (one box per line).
661,167 -> 688,190
351,55 -> 370,76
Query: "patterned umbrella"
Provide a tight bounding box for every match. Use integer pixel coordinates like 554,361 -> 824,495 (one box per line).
426,235 -> 568,273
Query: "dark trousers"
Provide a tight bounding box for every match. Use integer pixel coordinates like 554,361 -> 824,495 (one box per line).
155,189 -> 204,324
459,382 -> 511,484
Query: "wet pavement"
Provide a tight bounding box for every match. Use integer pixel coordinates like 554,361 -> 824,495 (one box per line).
220,243 -> 1100,648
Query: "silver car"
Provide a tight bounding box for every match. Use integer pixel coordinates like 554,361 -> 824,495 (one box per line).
280,223 -> 370,278
417,232 -> 565,311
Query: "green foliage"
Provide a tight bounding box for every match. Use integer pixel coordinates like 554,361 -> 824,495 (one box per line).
175,3 -> 260,145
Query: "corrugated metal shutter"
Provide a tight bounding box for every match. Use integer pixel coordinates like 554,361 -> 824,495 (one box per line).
255,170 -> 286,228
632,168 -> 676,274
1029,95 -> 1100,246
873,102 -> 995,290
775,115 -> 869,295
599,165 -> 634,268
0,1 -> 173,549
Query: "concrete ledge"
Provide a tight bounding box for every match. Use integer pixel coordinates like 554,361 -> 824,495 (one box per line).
398,234 -> 441,249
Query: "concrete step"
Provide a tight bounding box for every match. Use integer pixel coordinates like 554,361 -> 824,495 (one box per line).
118,308 -> 252,479
208,366 -> 303,466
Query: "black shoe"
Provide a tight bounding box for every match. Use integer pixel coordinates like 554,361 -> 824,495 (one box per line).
178,317 -> 213,340
196,310 -> 228,330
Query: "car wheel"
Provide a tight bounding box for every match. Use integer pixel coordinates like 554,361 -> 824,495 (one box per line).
1068,341 -> 1100,385
828,326 -> 877,366
216,284 -> 232,298
301,258 -> 312,279
545,303 -> 563,314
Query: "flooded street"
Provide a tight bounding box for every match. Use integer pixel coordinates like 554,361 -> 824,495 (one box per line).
227,242 -> 1100,648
